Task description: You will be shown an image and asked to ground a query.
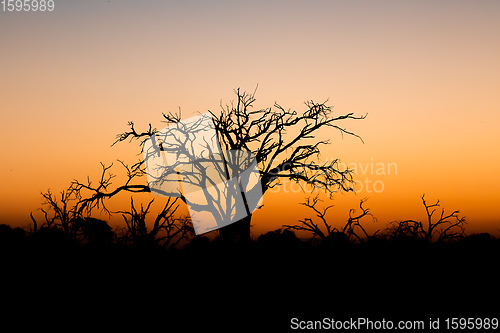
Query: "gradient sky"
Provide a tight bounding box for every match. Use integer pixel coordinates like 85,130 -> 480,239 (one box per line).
1,0 -> 499,236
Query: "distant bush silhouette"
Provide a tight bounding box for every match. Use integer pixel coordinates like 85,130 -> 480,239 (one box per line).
74,217 -> 114,246
257,228 -> 301,248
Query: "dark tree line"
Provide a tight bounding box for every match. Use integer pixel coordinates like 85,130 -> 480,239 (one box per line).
26,185 -> 470,250
24,89 -> 476,250
285,194 -> 466,245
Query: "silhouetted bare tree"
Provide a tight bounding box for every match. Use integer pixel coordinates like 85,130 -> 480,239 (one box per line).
387,194 -> 466,244
31,160 -> 192,248
116,196 -> 193,249
284,196 -> 378,243
112,88 -> 366,241
32,188 -> 82,238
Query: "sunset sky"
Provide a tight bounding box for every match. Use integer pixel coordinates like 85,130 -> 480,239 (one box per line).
1,0 -> 499,237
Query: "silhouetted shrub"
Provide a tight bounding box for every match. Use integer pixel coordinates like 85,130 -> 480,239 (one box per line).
257,229 -> 301,248
74,217 -> 114,245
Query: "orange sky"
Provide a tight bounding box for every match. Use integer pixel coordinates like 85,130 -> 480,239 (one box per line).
1,1 -> 499,237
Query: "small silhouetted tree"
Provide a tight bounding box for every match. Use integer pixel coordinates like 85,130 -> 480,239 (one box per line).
284,196 -> 379,243
112,88 -> 366,241
116,196 -> 193,249
387,194 -> 466,244
32,188 -> 82,238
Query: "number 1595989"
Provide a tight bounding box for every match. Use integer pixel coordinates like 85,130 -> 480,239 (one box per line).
1,0 -> 54,12
445,318 -> 498,330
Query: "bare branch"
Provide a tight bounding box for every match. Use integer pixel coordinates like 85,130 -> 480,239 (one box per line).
284,196 -> 376,243
112,122 -> 155,150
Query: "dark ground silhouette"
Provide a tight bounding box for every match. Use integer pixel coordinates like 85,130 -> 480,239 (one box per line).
1,222 -> 499,331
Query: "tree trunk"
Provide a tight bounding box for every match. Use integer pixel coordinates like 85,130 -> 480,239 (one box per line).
218,215 -> 252,243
